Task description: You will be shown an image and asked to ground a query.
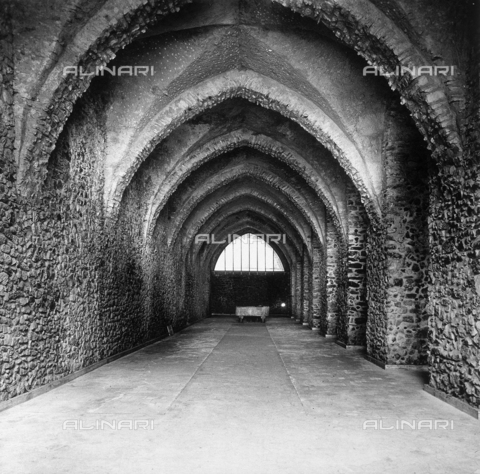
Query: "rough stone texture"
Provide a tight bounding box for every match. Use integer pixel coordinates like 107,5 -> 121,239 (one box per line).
311,236 -> 324,330
382,102 -> 430,364
366,222 -> 388,362
341,182 -> 368,346
427,16 -> 480,407
324,216 -> 341,337
366,102 -> 430,364
15,0 -> 191,191
1,90 -> 106,400
294,260 -> 303,321
302,251 -> 312,325
0,86 -> 176,401
0,2 -> 18,400
275,0 -> 462,157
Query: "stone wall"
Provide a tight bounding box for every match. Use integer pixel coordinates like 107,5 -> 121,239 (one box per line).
14,0 -> 189,190
366,103 -> 430,364
1,89 -> 105,400
185,254 -> 211,323
1,0 -> 479,414
0,3 -> 18,400
427,19 -> 480,407
302,250 -> 312,324
324,216 -> 341,336
151,230 -> 189,330
294,260 -> 302,321
0,81 -> 177,402
311,235 -> 325,330
342,182 -> 368,346
366,223 -> 388,361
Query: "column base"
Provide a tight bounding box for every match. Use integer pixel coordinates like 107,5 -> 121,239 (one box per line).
335,340 -> 366,351
423,385 -> 480,420
319,333 -> 336,339
364,354 -> 429,370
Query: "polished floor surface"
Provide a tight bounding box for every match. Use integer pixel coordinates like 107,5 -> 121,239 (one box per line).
1,317 -> 479,474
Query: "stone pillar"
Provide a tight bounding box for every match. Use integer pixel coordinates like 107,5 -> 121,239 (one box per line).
342,182 -> 368,346
366,103 -> 430,366
311,235 -> 324,331
366,223 -> 387,361
0,7 -> 18,403
290,265 -> 297,319
324,216 -> 340,337
302,250 -> 312,325
295,259 -> 302,321
426,26 -> 480,408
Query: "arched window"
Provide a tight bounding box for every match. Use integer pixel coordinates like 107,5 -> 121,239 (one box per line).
214,233 -> 284,272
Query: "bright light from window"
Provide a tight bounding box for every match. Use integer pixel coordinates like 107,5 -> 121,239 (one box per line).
214,233 -> 284,272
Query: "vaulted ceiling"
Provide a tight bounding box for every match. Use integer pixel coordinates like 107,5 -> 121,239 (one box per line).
11,0 -> 464,267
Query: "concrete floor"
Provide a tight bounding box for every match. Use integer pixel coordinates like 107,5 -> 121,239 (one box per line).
1,318 -> 479,474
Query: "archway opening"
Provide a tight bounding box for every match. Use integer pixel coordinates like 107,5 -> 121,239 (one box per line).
210,234 -> 290,317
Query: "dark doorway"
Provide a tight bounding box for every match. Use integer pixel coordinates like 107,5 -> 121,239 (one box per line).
210,272 -> 290,316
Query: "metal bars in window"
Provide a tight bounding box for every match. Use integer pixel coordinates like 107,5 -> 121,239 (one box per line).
214,233 -> 284,272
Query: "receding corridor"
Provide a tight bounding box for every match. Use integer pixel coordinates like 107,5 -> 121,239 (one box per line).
1,318 -> 479,474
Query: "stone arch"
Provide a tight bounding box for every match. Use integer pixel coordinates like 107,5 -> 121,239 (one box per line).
164,161 -> 327,251
107,70 -> 380,220
179,196 -> 312,261
171,189 -> 318,260
274,0 -> 461,156
16,0 -> 190,190
144,130 -> 347,243
18,0 -> 460,203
